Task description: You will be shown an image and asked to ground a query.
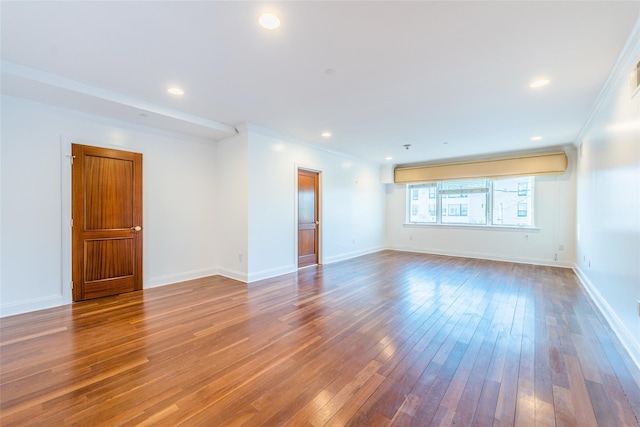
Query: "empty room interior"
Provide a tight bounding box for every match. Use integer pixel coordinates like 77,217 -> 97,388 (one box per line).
1,1 -> 639,426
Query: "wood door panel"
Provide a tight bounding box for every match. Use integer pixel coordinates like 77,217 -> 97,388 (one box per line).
84,238 -> 135,282
82,277 -> 136,300
298,169 -> 319,268
298,175 -> 316,223
298,229 -> 315,256
84,155 -> 134,230
72,144 -> 142,301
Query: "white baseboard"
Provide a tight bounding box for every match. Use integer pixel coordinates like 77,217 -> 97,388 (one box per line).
0,294 -> 67,318
147,267 -> 219,289
323,245 -> 386,265
573,265 -> 640,371
247,265 -> 296,283
216,267 -> 248,283
387,245 -> 573,268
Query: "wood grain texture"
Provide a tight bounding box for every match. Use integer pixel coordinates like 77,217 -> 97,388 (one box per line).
72,144 -> 143,301
298,169 -> 319,268
2,251 -> 639,426
84,154 -> 133,230
84,238 -> 134,282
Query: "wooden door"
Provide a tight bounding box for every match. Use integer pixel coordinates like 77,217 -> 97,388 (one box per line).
72,144 -> 143,301
298,169 -> 319,268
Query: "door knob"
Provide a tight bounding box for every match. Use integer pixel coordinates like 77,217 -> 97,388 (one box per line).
131,226 -> 142,232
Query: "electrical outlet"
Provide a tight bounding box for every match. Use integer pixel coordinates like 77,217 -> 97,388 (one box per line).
409,235 -> 412,240
238,253 -> 243,262
558,244 -> 564,251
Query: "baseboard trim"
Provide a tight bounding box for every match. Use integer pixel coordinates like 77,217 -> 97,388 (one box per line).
247,265 -> 296,283
387,245 -> 573,268
147,268 -> 219,289
216,267 -> 248,283
323,246 -> 386,265
0,294 -> 67,318
573,265 -> 640,371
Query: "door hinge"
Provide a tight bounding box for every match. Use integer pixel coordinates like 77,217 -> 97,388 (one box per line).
70,155 -> 76,165
70,218 -> 74,227
70,281 -> 74,290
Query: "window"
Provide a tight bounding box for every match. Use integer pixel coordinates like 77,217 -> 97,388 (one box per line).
518,182 -> 528,196
440,179 -> 488,225
407,176 -> 534,227
492,177 -> 534,226
517,203 -> 527,217
408,183 -> 437,223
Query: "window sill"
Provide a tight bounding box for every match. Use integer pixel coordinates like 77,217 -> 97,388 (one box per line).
403,223 -> 540,232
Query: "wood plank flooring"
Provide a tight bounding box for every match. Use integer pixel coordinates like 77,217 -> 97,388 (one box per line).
1,251 -> 639,426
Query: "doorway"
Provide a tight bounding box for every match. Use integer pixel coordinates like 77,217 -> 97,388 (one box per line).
297,169 -> 320,268
71,144 -> 143,301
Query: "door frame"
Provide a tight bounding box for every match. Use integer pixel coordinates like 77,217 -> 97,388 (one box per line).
60,136 -> 146,304
294,164 -> 322,268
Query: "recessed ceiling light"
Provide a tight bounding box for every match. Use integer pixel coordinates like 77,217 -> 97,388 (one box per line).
167,87 -> 184,95
259,13 -> 280,30
530,79 -> 550,88
531,136 -> 543,141
385,157 -> 393,161
321,131 -> 332,138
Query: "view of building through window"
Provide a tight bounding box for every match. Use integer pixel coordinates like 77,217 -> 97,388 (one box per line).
408,176 -> 534,227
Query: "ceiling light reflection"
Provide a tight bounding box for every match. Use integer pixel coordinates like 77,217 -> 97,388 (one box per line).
530,79 -> 550,88
259,13 -> 280,30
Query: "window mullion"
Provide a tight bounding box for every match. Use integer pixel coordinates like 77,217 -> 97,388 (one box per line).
488,180 -> 493,224
436,182 -> 442,224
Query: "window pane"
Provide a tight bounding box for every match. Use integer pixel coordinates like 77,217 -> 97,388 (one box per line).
517,202 -> 527,217
408,185 -> 436,223
492,177 -> 534,226
518,182 -> 528,196
441,193 -> 486,224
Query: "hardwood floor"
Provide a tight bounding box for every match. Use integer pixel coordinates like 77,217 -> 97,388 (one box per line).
1,251 -> 639,426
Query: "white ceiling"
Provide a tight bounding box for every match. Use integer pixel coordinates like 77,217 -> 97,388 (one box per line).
2,1 -> 639,165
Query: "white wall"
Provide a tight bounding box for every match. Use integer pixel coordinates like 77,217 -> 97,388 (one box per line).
1,95 -> 218,316
575,31 -> 640,366
385,148 -> 577,267
248,126 -> 385,281
246,126 -> 386,281
215,127 -> 249,281
0,97 -> 387,316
